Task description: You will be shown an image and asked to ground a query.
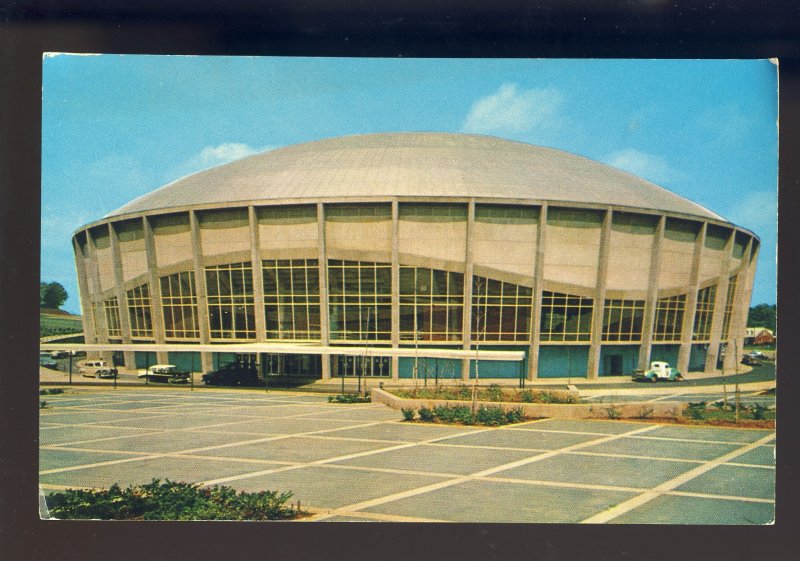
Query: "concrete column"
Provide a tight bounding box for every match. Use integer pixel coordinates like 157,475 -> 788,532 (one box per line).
109,222 -> 136,370
317,203 -> 331,379
73,235 -> 97,343
84,228 -> 108,343
528,204 -> 548,380
248,206 -> 267,343
390,200 -> 400,381
587,208 -> 613,379
677,222 -> 707,374
704,230 -> 736,372
638,216 -> 666,371
142,216 -> 169,366
461,200 -> 475,382
190,211 -> 212,372
723,236 -> 757,372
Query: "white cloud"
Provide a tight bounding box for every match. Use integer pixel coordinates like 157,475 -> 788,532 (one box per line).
166,142 -> 275,183
185,143 -> 263,170
603,148 -> 685,185
462,83 -> 564,135
723,189 -> 778,234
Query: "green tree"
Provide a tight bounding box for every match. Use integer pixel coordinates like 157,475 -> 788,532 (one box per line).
40,281 -> 68,309
747,303 -> 776,333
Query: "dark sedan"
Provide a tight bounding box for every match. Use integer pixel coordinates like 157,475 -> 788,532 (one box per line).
202,363 -> 262,387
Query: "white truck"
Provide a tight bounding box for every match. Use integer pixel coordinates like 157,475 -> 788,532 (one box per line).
632,361 -> 683,383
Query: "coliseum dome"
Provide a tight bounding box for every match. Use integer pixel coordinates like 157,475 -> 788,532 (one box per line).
108,133 -> 722,220
74,132 -> 758,383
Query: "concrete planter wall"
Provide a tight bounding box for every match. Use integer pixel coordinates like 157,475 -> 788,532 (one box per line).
371,387 -> 685,420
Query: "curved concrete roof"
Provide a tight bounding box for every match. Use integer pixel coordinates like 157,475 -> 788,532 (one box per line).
107,133 -> 723,221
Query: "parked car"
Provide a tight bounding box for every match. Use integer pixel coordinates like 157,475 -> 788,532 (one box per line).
741,355 -> 763,366
137,364 -> 191,384
202,363 -> 261,387
79,359 -> 118,378
747,351 -> 770,360
93,368 -> 118,379
50,349 -> 82,359
632,361 -> 683,383
39,352 -> 58,369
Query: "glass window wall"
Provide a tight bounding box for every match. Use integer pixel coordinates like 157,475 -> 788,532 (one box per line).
262,259 -> 321,340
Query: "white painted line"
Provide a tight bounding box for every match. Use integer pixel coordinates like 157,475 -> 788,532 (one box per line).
580,432 -> 776,523
311,424 -> 661,521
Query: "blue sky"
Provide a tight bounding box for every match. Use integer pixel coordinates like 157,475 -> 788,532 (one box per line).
42,56 -> 778,314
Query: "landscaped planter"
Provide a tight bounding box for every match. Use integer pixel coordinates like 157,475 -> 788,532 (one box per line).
370,388 -> 683,421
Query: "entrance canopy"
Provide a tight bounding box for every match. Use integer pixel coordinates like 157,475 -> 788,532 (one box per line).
39,342 -> 525,361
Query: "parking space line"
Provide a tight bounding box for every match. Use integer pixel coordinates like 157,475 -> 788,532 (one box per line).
666,490 -> 774,504
580,432 -> 776,523
308,423 -> 660,521
199,425 -> 498,487
480,475 -> 644,494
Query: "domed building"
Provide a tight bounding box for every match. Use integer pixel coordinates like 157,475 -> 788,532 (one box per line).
71,133 -> 758,382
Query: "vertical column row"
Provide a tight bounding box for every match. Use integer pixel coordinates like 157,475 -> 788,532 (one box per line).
248,206 -> 267,344
677,222 -> 708,374
704,231 -> 736,372
109,223 -> 135,369
527,204 -> 548,380
84,228 -> 110,361
390,200 -> 400,381
723,236 -> 757,372
73,236 -> 97,343
461,200 -> 476,381
142,217 -> 167,364
587,208 -> 613,379
189,211 -> 213,373
637,215 -> 666,371
317,203 -> 331,379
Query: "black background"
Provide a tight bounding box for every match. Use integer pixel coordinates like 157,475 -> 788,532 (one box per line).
1,2 -> 798,560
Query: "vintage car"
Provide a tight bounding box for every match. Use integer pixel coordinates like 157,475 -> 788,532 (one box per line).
79,359 -> 118,378
137,364 -> 191,384
39,352 -> 58,370
741,354 -> 763,366
632,361 -> 683,383
93,368 -> 118,379
202,363 -> 262,387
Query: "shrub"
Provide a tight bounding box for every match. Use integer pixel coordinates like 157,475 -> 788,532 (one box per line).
751,403 -> 770,420
401,408 -> 416,421
505,407 -> 525,424
328,394 -> 371,404
433,405 -> 474,425
46,479 -> 305,521
418,407 -> 435,422
685,401 -> 707,420
605,405 -> 622,420
39,388 -> 64,396
40,400 -> 48,409
519,389 -> 534,403
538,391 -> 555,404
475,405 -> 506,426
636,405 -> 655,419
485,384 -> 504,402
453,384 -> 472,400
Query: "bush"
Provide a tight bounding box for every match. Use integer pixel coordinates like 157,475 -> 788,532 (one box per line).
751,403 -> 770,420
605,405 -> 622,420
434,405 -> 474,425
39,388 -> 64,396
475,405 -> 506,426
401,408 -> 416,421
328,393 -> 371,404
685,401 -> 707,420
484,384 -> 504,402
46,479 -> 305,521
418,407 -> 435,422
636,405 -> 655,419
520,389 -> 534,403
40,400 -> 48,409
505,407 -> 525,424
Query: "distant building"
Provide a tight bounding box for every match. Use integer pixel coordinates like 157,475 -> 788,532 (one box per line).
745,327 -> 775,346
72,133 -> 759,379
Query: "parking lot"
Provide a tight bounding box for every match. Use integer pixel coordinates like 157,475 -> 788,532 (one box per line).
40,388 -> 775,523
